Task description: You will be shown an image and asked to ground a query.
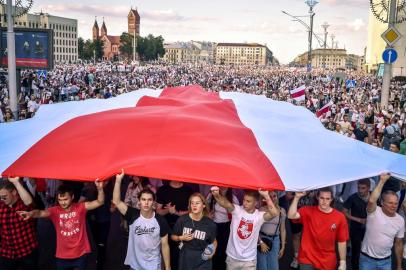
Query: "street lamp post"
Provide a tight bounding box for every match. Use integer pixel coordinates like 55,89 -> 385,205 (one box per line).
6,0 -> 17,120
282,0 -> 318,73
305,0 -> 318,72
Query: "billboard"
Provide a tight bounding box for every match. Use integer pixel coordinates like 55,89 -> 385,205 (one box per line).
0,28 -> 53,69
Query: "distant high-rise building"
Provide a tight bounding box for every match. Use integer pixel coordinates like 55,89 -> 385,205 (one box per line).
291,48 -> 363,71
163,41 -> 215,64
0,5 -> 78,64
214,43 -> 274,65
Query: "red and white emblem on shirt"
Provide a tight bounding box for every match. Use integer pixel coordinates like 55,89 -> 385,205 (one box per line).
237,217 -> 253,239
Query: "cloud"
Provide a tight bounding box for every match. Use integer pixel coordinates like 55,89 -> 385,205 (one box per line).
322,0 -> 368,8
347,18 -> 365,31
38,4 -> 213,23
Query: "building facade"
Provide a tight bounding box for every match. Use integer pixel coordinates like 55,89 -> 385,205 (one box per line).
291,48 -> 363,70
214,43 -> 274,65
92,8 -> 140,61
365,10 -> 406,76
0,5 -> 78,64
163,41 -> 215,64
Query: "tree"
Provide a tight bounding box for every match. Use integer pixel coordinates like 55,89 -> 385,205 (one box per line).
136,34 -> 165,61
93,38 -> 104,60
78,37 -> 85,59
119,32 -> 133,58
83,39 -> 94,60
77,38 -> 104,61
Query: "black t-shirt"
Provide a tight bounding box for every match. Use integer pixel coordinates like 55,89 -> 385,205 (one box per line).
343,193 -> 368,230
173,214 -> 217,270
173,214 -> 217,251
156,184 -> 193,227
354,128 -> 368,142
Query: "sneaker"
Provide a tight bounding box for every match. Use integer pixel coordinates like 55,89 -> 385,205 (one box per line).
290,258 -> 299,269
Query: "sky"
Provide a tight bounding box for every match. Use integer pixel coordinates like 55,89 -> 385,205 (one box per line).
33,0 -> 370,64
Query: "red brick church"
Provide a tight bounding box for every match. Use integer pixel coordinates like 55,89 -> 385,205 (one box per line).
92,8 -> 140,61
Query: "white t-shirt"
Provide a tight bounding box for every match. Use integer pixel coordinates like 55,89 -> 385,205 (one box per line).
362,206 -> 404,258
124,208 -> 170,270
226,204 -> 265,261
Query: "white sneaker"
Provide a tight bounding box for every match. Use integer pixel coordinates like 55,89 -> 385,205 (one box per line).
290,258 -> 299,268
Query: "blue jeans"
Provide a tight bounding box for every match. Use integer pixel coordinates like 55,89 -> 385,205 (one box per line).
359,253 -> 391,270
256,235 -> 280,270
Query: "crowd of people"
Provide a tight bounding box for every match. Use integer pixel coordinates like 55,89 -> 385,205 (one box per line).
0,62 -> 406,270
1,170 -> 406,270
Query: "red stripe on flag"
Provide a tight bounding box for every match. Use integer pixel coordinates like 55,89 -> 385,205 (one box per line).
291,89 -> 305,99
316,102 -> 332,117
3,85 -> 284,190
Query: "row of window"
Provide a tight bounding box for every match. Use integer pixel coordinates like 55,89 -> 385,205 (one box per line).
55,32 -> 77,39
55,54 -> 77,62
54,47 -> 77,54
55,39 -> 77,46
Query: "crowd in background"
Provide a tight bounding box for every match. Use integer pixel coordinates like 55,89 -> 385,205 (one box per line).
1,63 -> 406,270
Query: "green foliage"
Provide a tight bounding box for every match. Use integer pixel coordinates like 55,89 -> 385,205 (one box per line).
137,34 -> 165,61
77,38 -> 104,61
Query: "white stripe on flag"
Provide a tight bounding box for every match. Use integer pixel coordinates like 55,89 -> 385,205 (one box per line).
290,85 -> 306,101
316,101 -> 333,117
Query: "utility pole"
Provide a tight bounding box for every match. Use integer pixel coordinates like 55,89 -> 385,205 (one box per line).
381,0 -> 397,109
6,0 -> 17,120
305,0 -> 318,73
133,29 -> 136,62
321,22 -> 329,49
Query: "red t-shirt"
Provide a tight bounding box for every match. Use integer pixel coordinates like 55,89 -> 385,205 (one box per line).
294,206 -> 349,270
48,202 -> 91,259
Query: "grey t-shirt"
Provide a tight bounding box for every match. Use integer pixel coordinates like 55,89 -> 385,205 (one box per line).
124,208 -> 170,270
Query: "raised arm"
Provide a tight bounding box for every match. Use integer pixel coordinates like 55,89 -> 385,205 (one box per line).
259,190 -> 280,221
210,186 -> 234,212
367,174 -> 390,214
112,169 -> 128,215
287,192 -> 307,219
85,179 -> 105,211
8,177 -> 33,206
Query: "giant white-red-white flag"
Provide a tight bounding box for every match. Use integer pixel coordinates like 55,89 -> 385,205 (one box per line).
316,101 -> 334,118
0,85 -> 405,191
290,85 -> 306,102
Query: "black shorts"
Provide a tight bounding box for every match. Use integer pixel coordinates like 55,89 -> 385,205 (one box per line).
290,220 -> 303,234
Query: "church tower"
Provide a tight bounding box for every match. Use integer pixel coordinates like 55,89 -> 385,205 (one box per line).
100,17 -> 107,37
92,17 -> 99,40
128,8 -> 140,36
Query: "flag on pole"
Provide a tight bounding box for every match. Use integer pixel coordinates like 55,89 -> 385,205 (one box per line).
290,85 -> 306,102
316,101 -> 333,118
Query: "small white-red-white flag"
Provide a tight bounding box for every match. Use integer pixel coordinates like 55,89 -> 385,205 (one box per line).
290,85 -> 306,102
316,101 -> 333,118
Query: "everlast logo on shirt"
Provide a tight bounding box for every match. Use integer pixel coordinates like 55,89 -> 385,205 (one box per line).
237,217 -> 253,239
183,227 -> 206,240
134,225 -> 156,235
